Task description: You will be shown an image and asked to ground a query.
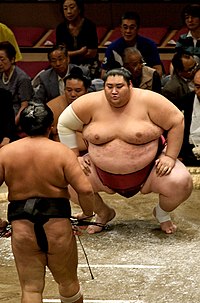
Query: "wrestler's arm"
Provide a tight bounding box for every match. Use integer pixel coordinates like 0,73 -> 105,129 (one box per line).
61,147 -> 95,216
148,93 -> 184,173
0,151 -> 5,186
57,94 -> 94,155
57,104 -> 83,155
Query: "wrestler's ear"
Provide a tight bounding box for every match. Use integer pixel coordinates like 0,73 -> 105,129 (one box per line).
129,80 -> 133,87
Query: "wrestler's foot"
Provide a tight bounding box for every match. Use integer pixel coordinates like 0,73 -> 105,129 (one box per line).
153,207 -> 177,234
87,207 -> 116,234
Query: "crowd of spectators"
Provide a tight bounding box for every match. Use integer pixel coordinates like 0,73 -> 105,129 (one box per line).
0,1 -> 200,167
0,2 -> 200,302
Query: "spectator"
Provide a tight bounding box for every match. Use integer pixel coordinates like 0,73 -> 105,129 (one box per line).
178,68 -> 200,166
56,0 -> 100,79
33,44 -> 89,104
175,3 -> 200,62
0,88 -> 16,147
101,11 -> 162,77
0,23 -> 22,62
162,50 -> 198,108
47,66 -> 91,146
123,47 -> 161,93
0,41 -> 33,131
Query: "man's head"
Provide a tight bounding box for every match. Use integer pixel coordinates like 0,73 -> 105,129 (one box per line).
194,69 -> 200,100
181,4 -> 200,31
20,102 -> 54,136
48,44 -> 69,77
120,11 -> 140,44
103,68 -> 132,108
123,47 -> 145,79
64,66 -> 91,103
172,50 -> 199,80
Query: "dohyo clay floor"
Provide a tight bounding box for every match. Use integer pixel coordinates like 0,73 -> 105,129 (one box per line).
0,178 -> 200,303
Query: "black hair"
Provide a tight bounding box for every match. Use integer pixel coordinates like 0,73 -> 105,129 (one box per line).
0,41 -> 16,61
181,4 -> 200,23
172,49 -> 193,73
103,68 -> 132,86
64,66 -> 91,89
47,44 -> 68,61
61,0 -> 84,17
121,11 -> 140,28
20,102 -> 54,136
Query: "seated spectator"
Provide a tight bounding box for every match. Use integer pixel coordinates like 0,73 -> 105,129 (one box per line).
0,23 -> 22,62
0,88 -> 16,147
178,68 -> 200,166
33,44 -> 89,104
175,4 -> 200,62
123,47 -> 161,93
47,66 -> 91,149
0,41 -> 33,132
162,50 -> 198,108
56,0 -> 100,79
101,11 -> 162,78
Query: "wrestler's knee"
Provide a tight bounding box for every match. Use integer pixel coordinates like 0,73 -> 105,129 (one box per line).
60,287 -> 82,303
167,170 -> 193,198
22,281 -> 44,296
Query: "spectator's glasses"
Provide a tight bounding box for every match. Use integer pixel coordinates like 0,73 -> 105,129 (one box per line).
184,62 -> 199,75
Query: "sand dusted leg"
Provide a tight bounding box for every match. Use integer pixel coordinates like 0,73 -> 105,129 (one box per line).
141,159 -> 193,234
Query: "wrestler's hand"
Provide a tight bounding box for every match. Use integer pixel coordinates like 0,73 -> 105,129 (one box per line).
78,156 -> 91,176
155,155 -> 175,177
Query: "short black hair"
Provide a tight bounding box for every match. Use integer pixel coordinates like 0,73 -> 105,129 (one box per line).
181,4 -> 200,23
121,11 -> 140,28
0,41 -> 16,61
172,50 -> 193,73
20,102 -> 54,136
47,44 -> 68,61
64,66 -> 91,89
103,68 -> 132,86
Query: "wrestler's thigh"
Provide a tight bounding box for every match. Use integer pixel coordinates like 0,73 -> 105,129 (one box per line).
141,160 -> 192,196
11,220 -> 46,291
45,219 -> 78,284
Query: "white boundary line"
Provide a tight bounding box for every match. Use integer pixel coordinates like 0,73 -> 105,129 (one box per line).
43,300 -> 144,303
78,264 -> 164,269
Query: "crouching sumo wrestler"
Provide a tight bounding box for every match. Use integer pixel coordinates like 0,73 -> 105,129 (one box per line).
0,103 -> 95,303
58,68 -> 193,235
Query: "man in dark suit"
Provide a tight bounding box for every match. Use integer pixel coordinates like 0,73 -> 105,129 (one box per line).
33,44 -> 89,104
162,50 -> 198,108
0,88 -> 16,147
179,68 -> 200,165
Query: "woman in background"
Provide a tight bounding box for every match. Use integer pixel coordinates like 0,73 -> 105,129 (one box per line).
56,0 -> 100,79
0,41 -> 33,135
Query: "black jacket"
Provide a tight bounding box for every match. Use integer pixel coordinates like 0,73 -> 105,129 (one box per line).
0,88 -> 16,143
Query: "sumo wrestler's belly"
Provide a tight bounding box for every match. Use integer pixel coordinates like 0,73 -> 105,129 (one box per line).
88,138 -> 160,174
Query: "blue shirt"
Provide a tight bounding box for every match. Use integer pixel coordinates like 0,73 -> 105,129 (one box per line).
102,35 -> 161,71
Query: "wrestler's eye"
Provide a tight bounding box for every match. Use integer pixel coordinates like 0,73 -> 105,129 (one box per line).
116,84 -> 123,89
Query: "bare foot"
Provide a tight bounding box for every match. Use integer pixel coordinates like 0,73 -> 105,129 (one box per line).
153,207 -> 177,234
87,207 -> 116,234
